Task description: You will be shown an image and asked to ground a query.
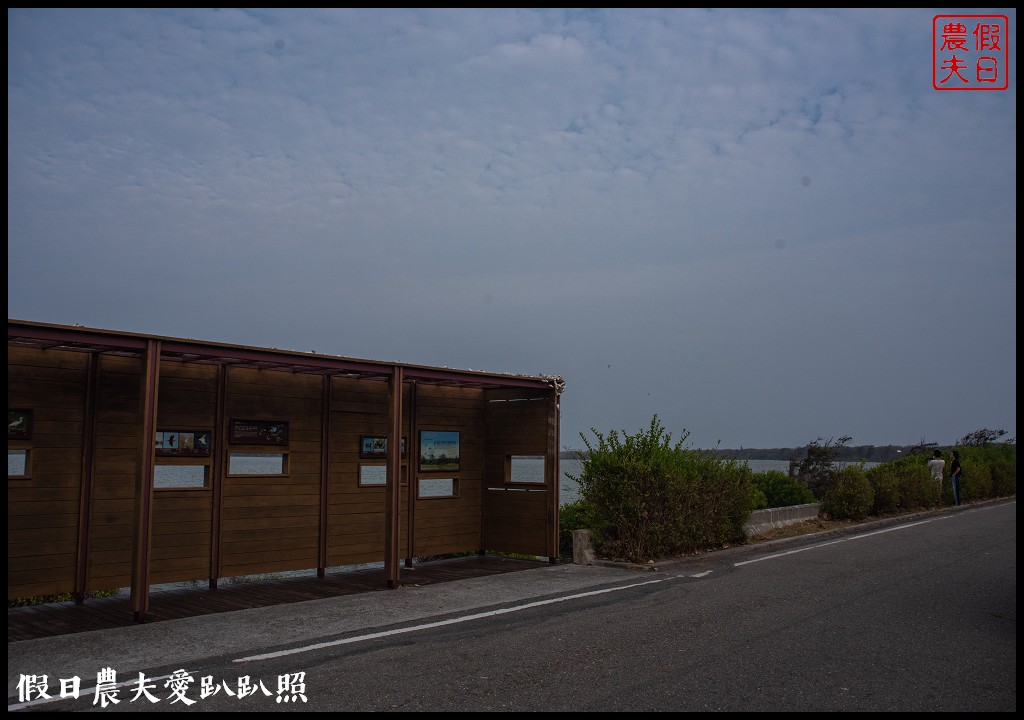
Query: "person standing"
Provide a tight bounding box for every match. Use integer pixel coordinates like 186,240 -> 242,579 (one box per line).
949,450 -> 963,506
927,449 -> 945,502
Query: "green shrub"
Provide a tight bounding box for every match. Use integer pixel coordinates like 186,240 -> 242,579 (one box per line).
749,483 -> 769,510
792,436 -> 851,499
821,466 -> 874,521
858,442 -> 1015,510
564,427 -> 1012,566
568,415 -> 757,563
956,443 -> 1014,502
875,454 -> 940,509
960,461 -> 992,504
865,464 -> 902,515
990,458 -> 1016,497
752,469 -> 816,508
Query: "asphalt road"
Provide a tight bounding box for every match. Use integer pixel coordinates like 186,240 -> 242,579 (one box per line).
9,499 -> 1016,712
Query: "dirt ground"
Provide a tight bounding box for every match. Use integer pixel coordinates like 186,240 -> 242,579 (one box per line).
746,515 -> 861,543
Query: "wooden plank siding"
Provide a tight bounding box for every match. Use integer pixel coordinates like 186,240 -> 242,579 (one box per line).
87,355 -> 143,593
325,377 -> 410,567
7,347 -> 91,598
8,321 -> 561,609
150,361 -> 216,585
482,392 -> 556,558
411,384 -> 486,558
218,367 -> 322,577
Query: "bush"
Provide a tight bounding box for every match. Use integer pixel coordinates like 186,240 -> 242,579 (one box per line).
749,483 -> 769,510
752,469 -> 816,508
873,454 -> 941,509
960,461 -> 992,504
860,443 -> 1015,510
568,415 -> 757,563
563,427 -> 1013,566
955,443 -> 1014,502
865,464 -> 902,515
990,458 -> 1016,497
792,436 -> 851,499
821,466 -> 874,521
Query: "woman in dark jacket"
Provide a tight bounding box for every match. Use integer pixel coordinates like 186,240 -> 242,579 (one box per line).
949,450 -> 963,506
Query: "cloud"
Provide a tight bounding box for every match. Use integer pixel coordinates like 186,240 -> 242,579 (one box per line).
8,8 -> 1016,448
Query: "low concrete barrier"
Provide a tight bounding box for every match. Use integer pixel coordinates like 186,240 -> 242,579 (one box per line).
744,503 -> 822,538
571,503 -> 823,565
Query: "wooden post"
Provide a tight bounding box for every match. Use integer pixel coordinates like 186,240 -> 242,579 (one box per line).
319,375 -> 332,577
384,366 -> 403,588
547,387 -> 560,563
209,364 -> 227,590
131,339 -> 160,621
406,381 -> 417,568
74,353 -> 99,603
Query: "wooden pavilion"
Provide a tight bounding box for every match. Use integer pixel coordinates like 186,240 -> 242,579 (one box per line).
8,319 -> 563,621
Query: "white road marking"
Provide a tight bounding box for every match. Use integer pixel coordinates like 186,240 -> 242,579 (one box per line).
234,576 -> 678,663
734,518 -> 940,566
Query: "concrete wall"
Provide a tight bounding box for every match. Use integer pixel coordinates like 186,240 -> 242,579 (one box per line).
743,503 -> 821,538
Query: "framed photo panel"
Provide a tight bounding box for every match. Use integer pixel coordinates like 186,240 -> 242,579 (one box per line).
8,409 -> 32,439
229,419 -> 289,446
419,430 -> 459,472
359,436 -> 407,459
155,429 -> 212,457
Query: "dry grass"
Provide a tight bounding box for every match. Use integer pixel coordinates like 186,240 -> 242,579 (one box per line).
746,516 -> 861,543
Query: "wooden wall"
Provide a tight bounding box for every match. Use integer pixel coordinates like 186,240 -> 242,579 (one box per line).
88,355 -> 143,592
413,384 -> 486,557
150,361 -> 216,586
7,343 -> 556,602
482,389 -> 558,557
8,346 -> 90,598
219,367 -> 323,578
327,377 -> 412,567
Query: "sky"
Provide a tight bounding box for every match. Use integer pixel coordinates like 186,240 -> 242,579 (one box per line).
7,8 -> 1017,451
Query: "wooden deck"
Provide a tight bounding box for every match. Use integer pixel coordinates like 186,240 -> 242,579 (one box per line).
8,556 -> 548,643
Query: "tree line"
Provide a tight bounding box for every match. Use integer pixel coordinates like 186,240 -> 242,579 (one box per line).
564,445 -> 909,463
562,428 -> 1013,464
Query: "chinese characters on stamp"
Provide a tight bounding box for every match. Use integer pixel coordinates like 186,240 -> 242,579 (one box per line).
933,15 -> 1009,90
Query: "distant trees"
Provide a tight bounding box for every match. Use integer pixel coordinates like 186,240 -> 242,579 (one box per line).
789,435 -> 852,499
716,444 -> 907,463
908,428 -> 1013,452
906,436 -> 939,456
957,428 -> 1011,447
